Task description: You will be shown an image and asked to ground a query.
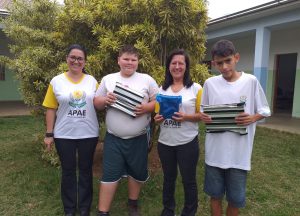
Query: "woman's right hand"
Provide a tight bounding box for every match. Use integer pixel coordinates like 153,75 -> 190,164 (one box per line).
44,137 -> 54,151
154,113 -> 164,124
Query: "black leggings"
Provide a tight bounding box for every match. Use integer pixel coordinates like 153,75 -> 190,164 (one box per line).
158,136 -> 199,216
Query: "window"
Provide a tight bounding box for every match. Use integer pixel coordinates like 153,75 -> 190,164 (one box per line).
0,63 -> 5,81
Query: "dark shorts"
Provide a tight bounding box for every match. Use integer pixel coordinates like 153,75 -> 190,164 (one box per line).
101,132 -> 149,183
204,164 -> 248,208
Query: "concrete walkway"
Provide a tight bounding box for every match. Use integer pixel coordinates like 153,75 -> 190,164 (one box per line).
0,101 -> 31,117
258,113 -> 300,135
0,101 -> 299,135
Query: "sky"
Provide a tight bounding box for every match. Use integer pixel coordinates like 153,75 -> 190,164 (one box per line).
207,0 -> 274,19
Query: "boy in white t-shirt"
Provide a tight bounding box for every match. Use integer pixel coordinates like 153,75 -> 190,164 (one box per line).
201,40 -> 270,216
94,45 -> 158,216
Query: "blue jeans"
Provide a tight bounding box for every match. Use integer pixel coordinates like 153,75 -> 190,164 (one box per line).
158,136 -> 199,216
204,164 -> 247,208
55,137 -> 98,214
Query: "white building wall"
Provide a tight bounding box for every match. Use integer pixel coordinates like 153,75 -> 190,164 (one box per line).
269,27 -> 300,69
234,36 -> 256,73
205,27 -> 300,74
205,35 -> 256,74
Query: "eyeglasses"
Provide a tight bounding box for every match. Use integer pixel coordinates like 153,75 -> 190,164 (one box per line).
68,55 -> 85,63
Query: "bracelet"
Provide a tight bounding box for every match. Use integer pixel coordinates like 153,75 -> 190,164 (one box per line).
45,132 -> 54,138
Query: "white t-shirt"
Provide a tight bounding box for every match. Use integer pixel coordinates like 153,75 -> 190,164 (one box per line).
43,73 -> 99,139
158,83 -> 202,146
96,72 -> 159,139
201,72 -> 271,170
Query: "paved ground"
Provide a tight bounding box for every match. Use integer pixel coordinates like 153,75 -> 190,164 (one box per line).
258,113 -> 300,135
0,101 -> 31,116
1,101 -> 300,134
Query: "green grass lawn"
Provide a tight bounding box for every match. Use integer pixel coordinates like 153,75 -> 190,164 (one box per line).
0,116 -> 299,216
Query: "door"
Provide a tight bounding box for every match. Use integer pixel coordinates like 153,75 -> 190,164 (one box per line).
273,53 -> 297,115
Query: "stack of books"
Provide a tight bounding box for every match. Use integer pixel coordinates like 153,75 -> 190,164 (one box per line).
111,82 -> 144,117
203,102 -> 247,135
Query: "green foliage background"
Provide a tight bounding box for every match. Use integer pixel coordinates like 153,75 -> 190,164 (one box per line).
0,0 -> 210,165
1,0 -> 210,115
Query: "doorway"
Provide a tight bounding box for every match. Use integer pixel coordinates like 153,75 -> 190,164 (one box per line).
273,53 -> 297,115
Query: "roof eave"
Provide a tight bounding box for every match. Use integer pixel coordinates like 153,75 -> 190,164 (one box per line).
207,0 -> 300,27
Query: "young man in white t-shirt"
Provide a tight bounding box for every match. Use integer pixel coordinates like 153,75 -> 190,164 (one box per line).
94,45 -> 158,216
201,40 -> 271,216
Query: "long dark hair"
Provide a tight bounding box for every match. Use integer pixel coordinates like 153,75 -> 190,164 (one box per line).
162,49 -> 193,90
66,44 -> 88,74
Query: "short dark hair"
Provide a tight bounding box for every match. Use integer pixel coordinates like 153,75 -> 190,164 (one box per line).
162,49 -> 193,90
211,39 -> 236,59
67,44 -> 87,60
66,44 -> 88,74
119,44 -> 139,57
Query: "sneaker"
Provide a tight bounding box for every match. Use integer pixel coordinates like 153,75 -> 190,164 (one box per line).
97,210 -> 110,216
160,208 -> 176,216
128,204 -> 140,216
79,210 -> 90,216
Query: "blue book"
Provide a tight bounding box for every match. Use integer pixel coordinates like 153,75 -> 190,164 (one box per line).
156,94 -> 182,119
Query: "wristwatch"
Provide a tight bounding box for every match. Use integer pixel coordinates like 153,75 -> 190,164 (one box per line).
45,132 -> 54,138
